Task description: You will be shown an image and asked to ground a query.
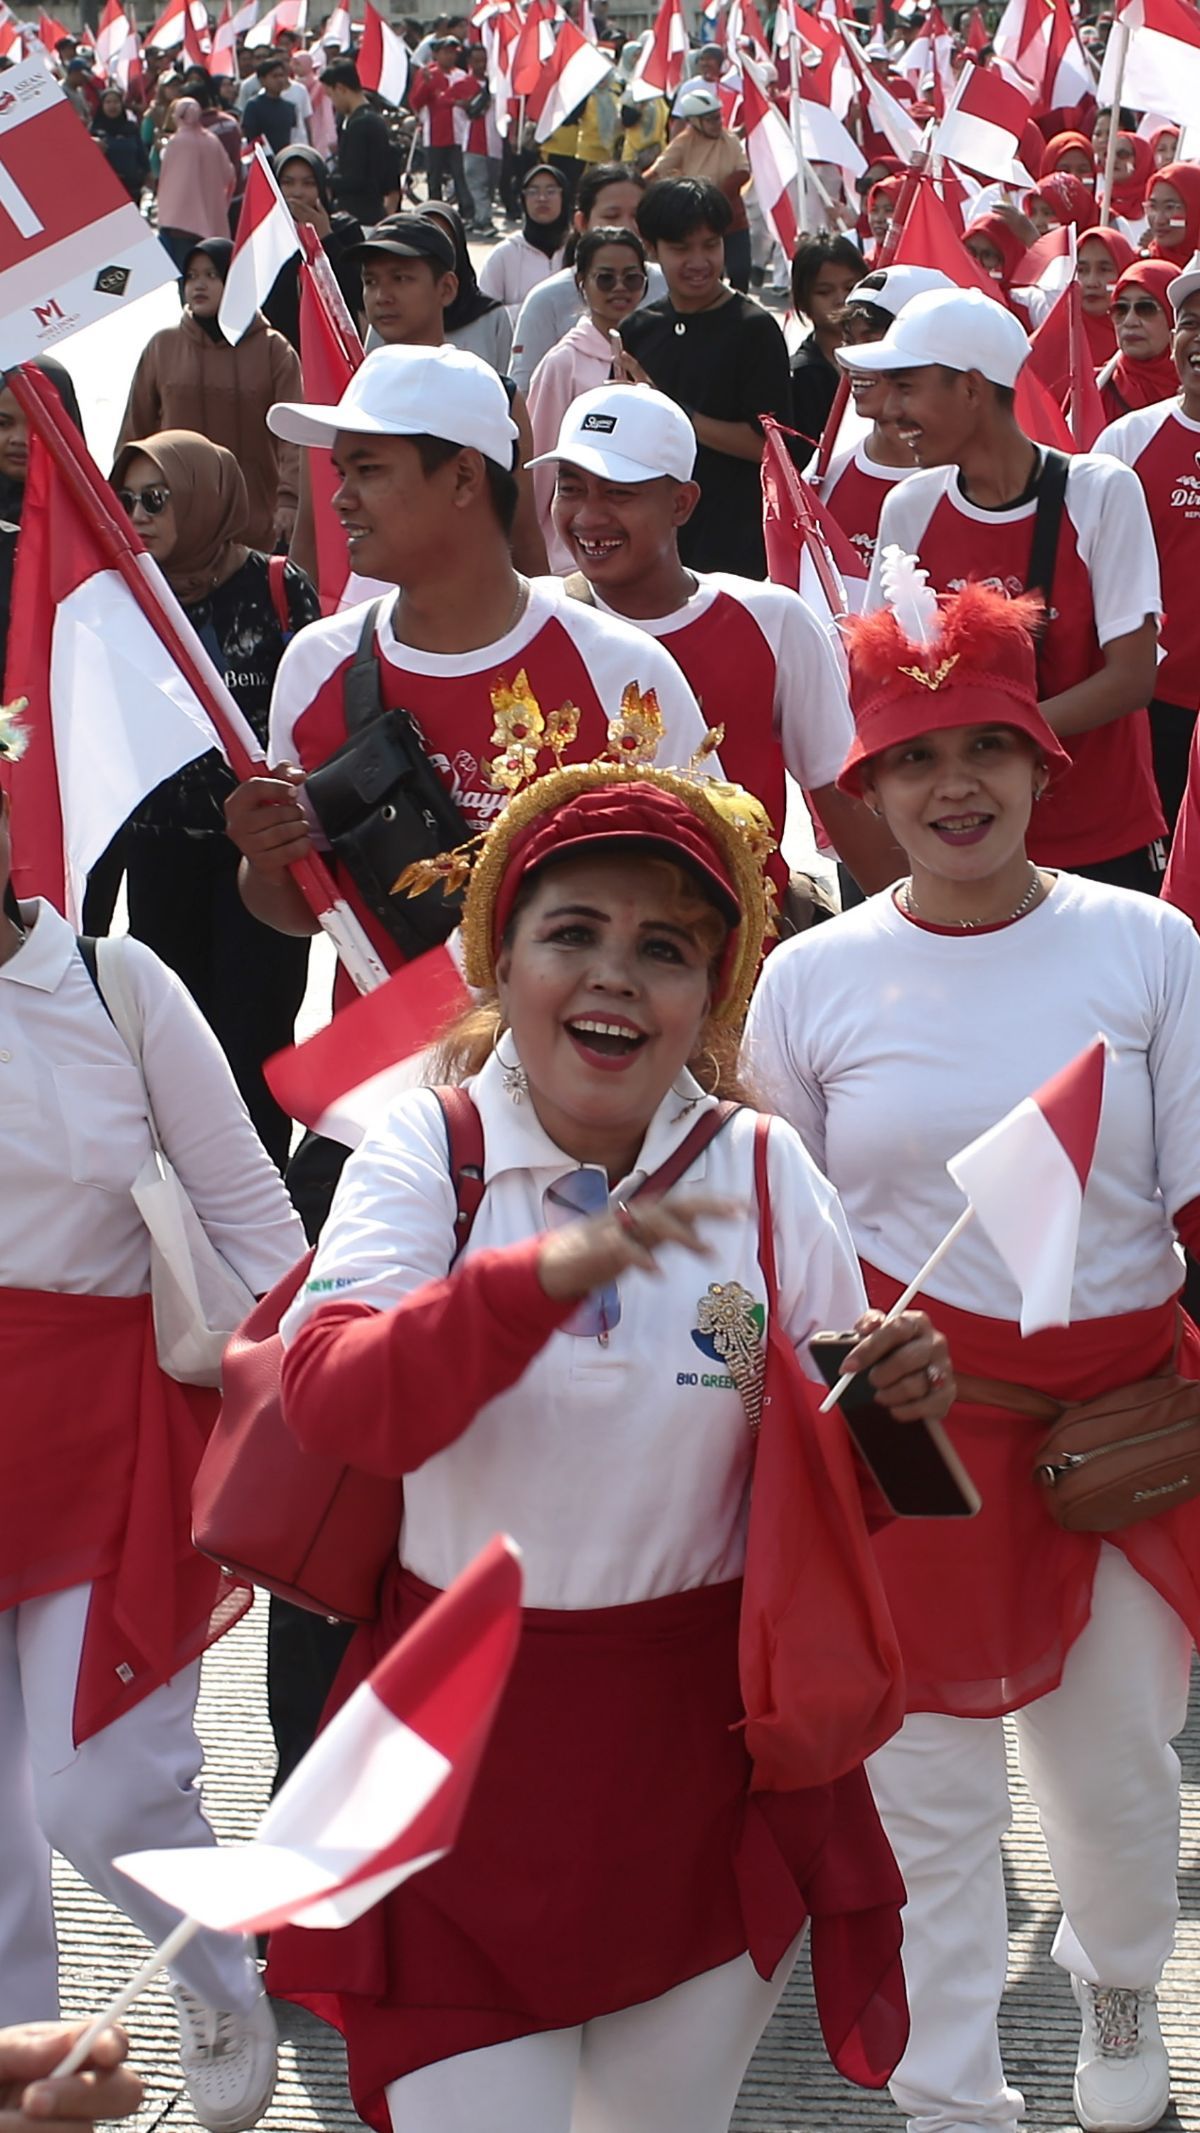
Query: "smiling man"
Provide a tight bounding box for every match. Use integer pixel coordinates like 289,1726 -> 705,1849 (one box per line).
854,286 -> 1167,893
534,382 -> 901,897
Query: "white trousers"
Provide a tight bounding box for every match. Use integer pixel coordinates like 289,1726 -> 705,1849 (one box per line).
0,1583 -> 259,2024
385,1934 -> 803,2133
867,1546 -> 1194,2133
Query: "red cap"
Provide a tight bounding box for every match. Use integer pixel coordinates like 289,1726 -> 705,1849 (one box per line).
838,579 -> 1072,796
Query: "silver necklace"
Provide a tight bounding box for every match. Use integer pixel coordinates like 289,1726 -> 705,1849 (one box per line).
903,864 -> 1042,930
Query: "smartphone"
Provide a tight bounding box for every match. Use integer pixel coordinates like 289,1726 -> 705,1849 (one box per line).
808,1333 -> 981,1520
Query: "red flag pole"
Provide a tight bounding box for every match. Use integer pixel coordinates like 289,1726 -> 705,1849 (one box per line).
297,223 -> 364,364
812,158 -> 925,480
8,364 -> 388,992
761,414 -> 849,614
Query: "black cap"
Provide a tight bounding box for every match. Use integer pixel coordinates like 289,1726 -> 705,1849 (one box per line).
346,215 -> 457,272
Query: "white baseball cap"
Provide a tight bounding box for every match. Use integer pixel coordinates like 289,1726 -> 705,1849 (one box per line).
674,82 -> 722,118
526,384 -> 698,483
837,286 -> 1030,388
1168,254 -> 1200,312
849,265 -> 956,319
268,343 -> 519,469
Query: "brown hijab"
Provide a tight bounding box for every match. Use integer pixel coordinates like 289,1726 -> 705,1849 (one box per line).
111,428 -> 251,607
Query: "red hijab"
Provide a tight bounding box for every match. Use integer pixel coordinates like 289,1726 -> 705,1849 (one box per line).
963,211 -> 1029,297
1108,132 -> 1154,221
1027,171 -> 1100,233
1100,258 -> 1180,419
1144,161 -> 1200,267
1076,226 -> 1137,366
1040,129 -> 1096,181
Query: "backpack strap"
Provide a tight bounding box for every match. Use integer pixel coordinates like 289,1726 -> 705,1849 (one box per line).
562,571 -> 596,607
76,933 -> 106,1010
752,1113 -> 778,1317
433,1085 -> 487,1265
343,595 -> 392,738
267,554 -> 292,638
1024,448 -> 1070,616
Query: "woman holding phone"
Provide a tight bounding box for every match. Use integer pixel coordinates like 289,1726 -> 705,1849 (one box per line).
744,569 -> 1200,2133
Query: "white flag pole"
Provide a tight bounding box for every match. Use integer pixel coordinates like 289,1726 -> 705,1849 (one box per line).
51,1916 -> 202,2080
1100,17 -> 1129,217
818,1205 -> 975,1412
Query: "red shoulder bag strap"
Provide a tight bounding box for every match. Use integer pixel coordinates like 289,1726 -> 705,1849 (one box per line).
267,554 -> 291,635
753,1113 -> 778,1318
631,1097 -> 742,1201
434,1085 -> 486,1264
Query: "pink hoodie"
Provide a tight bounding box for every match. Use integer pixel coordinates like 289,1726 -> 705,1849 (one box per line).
156,96 -> 235,237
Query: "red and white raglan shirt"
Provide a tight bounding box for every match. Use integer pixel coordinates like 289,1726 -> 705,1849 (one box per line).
268,579 -> 715,1002
587,574 -> 854,896
818,437 -> 916,576
408,63 -> 474,148
744,873 -> 1200,1720
1094,398 -> 1200,715
865,456 -> 1166,870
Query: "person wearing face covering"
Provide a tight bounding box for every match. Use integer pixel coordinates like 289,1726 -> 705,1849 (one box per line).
1143,162 -> 1200,268
478,164 -> 570,317
263,144 -> 364,352
108,431 -> 319,1170
117,238 -> 302,551
153,98 -> 235,271
1097,259 -> 1180,423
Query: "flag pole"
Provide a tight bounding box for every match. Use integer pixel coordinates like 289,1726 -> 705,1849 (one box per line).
1099,17 -> 1129,217
818,1205 -> 974,1412
51,1917 -> 202,2081
7,366 -> 387,993
298,222 -> 364,361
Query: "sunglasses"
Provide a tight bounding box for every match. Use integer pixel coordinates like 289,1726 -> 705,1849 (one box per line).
116,484 -> 172,516
589,267 -> 647,292
543,1170 -> 621,1341
1112,297 -> 1164,319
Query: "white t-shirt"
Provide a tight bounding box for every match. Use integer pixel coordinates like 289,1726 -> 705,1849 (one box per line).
282,1052 -> 866,1607
1094,397 -> 1200,709
742,872 -> 1200,1324
282,78 -> 312,142
0,901 -> 305,1299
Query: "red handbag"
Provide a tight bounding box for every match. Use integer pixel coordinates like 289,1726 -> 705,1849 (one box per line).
191,1089 -> 486,1623
739,1115 -> 907,1791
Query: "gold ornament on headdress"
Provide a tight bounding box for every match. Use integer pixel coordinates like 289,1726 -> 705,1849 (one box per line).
391,671 -> 775,1026
0,697 -> 29,763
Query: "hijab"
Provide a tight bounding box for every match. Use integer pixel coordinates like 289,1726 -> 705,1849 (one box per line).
273,142 -> 334,215
1103,259 -> 1180,414
92,92 -> 137,138
181,236 -> 233,341
521,164 -> 570,258
1026,172 -> 1099,233
1040,129 -> 1096,181
962,211 -> 1029,296
1145,161 -> 1200,267
421,201 -> 503,329
1108,132 -> 1153,221
111,430 -> 251,607
1076,226 -> 1137,366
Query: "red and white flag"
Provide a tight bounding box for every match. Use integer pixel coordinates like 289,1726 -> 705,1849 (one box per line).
266,939 -> 470,1145
510,0 -> 557,98
209,1 -> 238,74
531,19 -> 612,142
947,1040 -> 1106,1333
1100,0 -> 1200,128
358,0 -> 410,104
964,6 -> 989,51
740,63 -> 798,257
94,0 -> 137,81
1025,270 -> 1107,449
839,19 -> 925,160
3,373 -> 255,925
762,418 -> 867,655
145,0 -> 207,49
181,4 -> 210,69
321,3 -> 353,49
38,10 -> 71,54
627,0 -> 688,100
996,0 -> 1093,110
932,60 -> 1036,185
245,0 -> 306,48
115,1536 -> 523,1935
220,145 -> 301,345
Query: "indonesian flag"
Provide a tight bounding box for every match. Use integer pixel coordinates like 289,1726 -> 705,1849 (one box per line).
322,2 -> 352,48
2,373 -> 251,926
266,940 -> 470,1146
993,0 -> 1050,88
246,0 -> 307,48
358,0 -> 410,105
531,20 -> 612,143
94,0 -> 137,83
115,1537 -> 523,1935
901,1 -> 954,109
145,0 -> 208,49
947,1040 -> 1106,1334
839,20 -> 925,160
38,11 -> 71,54
231,0 -> 261,35
0,14 -> 21,60
510,0 -> 557,99
932,60 -> 1037,186
761,419 -> 868,657
1026,278 -> 1106,448
627,0 -> 688,101
725,0 -> 773,64
220,146 -> 301,346
740,64 -> 799,257
964,5 -> 988,51
1040,0 -> 1094,111
1100,0 -> 1200,129
996,0 -> 1093,110
182,4 -> 210,69
296,248 -> 376,616
209,1 -> 238,75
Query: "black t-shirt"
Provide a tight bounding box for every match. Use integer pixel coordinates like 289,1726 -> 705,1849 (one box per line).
242,91 -> 295,157
331,103 -> 399,226
789,331 -> 841,471
620,290 -> 791,579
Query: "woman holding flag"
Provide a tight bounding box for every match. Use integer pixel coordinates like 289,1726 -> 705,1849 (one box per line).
744,567 -> 1200,2133
266,697 -> 954,2133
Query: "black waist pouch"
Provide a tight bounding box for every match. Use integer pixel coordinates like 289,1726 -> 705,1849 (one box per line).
303,600 -> 468,959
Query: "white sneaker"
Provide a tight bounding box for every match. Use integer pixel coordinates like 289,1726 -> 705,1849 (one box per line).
171,1981 -> 278,2133
1072,1978 -> 1170,2133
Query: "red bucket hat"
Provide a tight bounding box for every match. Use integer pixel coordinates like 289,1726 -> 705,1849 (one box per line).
837,559 -> 1072,796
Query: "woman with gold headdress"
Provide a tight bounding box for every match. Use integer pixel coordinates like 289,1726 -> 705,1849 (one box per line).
264,694 -> 954,2133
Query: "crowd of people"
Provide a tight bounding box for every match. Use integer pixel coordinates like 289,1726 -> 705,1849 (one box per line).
4,4 -> 1200,2133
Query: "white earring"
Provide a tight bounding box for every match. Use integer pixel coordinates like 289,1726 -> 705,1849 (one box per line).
493,1024 -> 528,1104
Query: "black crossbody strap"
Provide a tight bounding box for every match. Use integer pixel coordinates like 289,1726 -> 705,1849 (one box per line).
1025,449 -> 1069,613
343,596 -> 391,737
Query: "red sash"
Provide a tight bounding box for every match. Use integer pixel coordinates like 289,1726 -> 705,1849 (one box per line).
863,1268 -> 1200,1718
0,1287 -> 250,1743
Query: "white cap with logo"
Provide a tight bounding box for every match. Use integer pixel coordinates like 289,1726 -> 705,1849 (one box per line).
1167,253 -> 1200,312
268,343 -> 519,469
837,286 -> 1031,388
526,383 -> 698,483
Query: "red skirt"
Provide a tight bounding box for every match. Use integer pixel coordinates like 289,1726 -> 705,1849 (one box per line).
0,1286 -> 250,1743
864,1269 -> 1200,1719
267,1568 -> 908,2132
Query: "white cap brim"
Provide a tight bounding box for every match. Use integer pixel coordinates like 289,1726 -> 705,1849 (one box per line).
1168,267 -> 1200,312
835,337 -> 928,374
524,441 -> 674,482
267,399 -> 413,447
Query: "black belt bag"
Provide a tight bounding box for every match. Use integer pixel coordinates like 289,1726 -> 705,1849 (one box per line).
303,597 -> 468,959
